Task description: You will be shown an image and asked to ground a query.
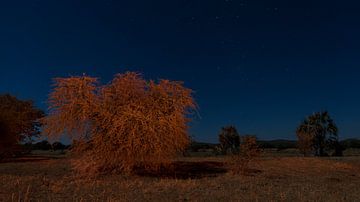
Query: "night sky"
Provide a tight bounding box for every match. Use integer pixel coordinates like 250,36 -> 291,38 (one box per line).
1,0 -> 360,142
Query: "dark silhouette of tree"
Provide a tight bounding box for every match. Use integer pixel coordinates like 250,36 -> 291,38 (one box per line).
219,126 -> 240,154
34,140 -> 52,150
52,141 -> 66,152
42,72 -> 196,175
296,111 -> 339,156
0,94 -> 44,158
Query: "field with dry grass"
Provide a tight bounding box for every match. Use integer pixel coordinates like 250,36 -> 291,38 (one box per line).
1,151 -> 360,202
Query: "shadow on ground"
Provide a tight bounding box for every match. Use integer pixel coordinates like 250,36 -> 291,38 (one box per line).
135,161 -> 228,179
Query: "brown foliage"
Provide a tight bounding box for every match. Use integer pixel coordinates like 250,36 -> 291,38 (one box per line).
297,131 -> 313,156
43,72 -> 196,175
0,94 -> 44,159
229,135 -> 261,174
296,111 -> 339,156
43,76 -> 99,141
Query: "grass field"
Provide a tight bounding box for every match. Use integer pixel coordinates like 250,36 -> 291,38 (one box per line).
0,150 -> 360,201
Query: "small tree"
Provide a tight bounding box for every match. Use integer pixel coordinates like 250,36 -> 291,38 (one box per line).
0,94 -> 44,159
296,111 -> 339,156
219,126 -> 240,154
229,135 -> 261,174
42,72 -> 196,175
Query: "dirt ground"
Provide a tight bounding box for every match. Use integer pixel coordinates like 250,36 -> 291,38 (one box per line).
0,153 -> 359,202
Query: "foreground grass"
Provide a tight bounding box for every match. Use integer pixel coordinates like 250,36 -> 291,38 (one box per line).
0,155 -> 359,201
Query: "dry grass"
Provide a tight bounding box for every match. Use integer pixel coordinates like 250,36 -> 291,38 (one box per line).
0,155 -> 359,201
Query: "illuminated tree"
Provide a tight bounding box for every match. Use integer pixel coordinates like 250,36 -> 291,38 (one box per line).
0,94 -> 44,158
43,72 -> 196,175
42,76 -> 99,141
296,111 -> 339,156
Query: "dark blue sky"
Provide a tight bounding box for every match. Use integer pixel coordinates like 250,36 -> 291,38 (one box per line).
1,0 -> 360,142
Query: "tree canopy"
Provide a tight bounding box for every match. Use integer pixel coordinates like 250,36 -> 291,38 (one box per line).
219,126 -> 240,154
43,72 -> 196,175
0,94 -> 44,158
296,111 -> 339,156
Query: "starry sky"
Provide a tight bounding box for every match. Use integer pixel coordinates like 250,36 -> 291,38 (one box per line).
1,0 -> 360,142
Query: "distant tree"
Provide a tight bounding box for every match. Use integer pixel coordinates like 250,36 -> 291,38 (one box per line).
0,94 -> 44,158
219,126 -> 240,154
42,72 -> 196,175
52,141 -> 66,151
296,111 -> 339,156
34,140 -> 52,150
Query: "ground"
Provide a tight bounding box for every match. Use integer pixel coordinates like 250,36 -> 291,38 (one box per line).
0,150 -> 360,201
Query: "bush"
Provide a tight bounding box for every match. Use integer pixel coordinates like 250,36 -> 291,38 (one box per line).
229,135 -> 261,174
42,72 -> 196,175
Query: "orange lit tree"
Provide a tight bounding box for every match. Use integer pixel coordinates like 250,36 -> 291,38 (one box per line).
43,72 -> 196,175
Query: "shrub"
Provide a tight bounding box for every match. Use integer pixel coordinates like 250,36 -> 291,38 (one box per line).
42,72 -> 196,175
229,135 -> 261,174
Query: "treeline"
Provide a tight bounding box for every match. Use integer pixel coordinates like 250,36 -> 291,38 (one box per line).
188,138 -> 360,152
23,141 -> 70,151
21,138 -> 360,153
